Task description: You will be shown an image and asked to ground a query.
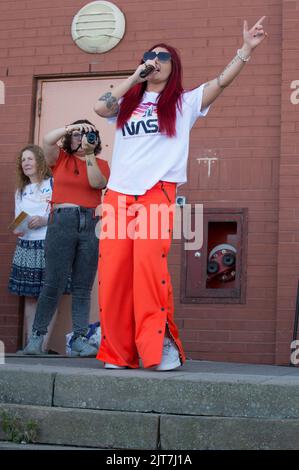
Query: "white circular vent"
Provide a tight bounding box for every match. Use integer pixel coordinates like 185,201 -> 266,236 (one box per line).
71,1 -> 126,54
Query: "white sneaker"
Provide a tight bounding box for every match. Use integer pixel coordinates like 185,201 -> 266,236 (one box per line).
155,337 -> 181,371
71,335 -> 98,357
23,331 -> 45,355
104,363 -> 127,369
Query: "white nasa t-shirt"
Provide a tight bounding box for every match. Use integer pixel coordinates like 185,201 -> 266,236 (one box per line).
107,84 -> 210,195
15,178 -> 52,241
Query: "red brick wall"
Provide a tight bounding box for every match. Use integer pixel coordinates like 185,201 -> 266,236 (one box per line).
174,0 -> 283,364
0,0 -> 291,363
275,0 -> 299,364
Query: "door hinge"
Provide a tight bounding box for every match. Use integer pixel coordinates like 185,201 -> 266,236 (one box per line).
37,97 -> 42,117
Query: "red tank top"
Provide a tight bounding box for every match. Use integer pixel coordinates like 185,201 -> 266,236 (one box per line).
50,148 -> 110,208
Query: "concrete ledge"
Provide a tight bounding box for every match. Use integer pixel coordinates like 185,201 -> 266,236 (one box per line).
53,372 -> 299,419
2,360 -> 299,419
160,415 -> 299,450
2,358 -> 299,450
0,368 -> 54,407
0,441 -> 93,450
0,404 -> 159,450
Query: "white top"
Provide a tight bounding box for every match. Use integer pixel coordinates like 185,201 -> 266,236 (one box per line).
15,178 -> 52,241
107,84 -> 210,195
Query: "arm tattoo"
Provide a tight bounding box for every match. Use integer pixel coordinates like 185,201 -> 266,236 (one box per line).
217,55 -> 240,89
223,55 -> 240,73
217,74 -> 227,89
98,92 -> 119,113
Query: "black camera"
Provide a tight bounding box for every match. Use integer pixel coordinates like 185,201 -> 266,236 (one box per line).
84,131 -> 97,145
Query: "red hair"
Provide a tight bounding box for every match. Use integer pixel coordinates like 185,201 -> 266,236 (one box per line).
117,43 -> 183,137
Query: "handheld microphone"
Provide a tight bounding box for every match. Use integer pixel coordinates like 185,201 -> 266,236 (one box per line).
139,64 -> 155,79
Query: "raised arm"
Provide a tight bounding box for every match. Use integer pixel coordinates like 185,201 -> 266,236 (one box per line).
201,16 -> 268,110
43,124 -> 92,166
94,64 -> 152,118
42,127 -> 66,166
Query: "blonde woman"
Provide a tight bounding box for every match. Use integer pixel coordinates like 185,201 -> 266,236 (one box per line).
8,144 -> 59,350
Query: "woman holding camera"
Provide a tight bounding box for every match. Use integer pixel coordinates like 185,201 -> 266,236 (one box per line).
23,119 -> 110,356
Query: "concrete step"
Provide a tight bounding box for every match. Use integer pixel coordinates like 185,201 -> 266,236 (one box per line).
1,402 -> 299,450
1,357 -> 299,449
0,440 -> 93,450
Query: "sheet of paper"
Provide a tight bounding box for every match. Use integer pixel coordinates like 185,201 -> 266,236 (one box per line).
9,211 -> 30,233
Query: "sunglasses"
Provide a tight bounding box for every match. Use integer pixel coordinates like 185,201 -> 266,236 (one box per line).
143,51 -> 171,62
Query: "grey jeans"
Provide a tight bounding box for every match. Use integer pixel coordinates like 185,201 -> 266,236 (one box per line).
32,207 -> 99,336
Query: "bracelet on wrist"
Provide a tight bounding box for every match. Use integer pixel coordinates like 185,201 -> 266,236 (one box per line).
237,48 -> 251,62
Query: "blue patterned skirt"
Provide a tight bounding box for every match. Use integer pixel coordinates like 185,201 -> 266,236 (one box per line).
8,239 -> 71,298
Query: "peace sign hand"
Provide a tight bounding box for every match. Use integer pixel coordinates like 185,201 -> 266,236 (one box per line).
243,16 -> 268,51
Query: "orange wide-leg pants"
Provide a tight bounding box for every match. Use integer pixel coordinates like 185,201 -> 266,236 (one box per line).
97,181 -> 185,368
